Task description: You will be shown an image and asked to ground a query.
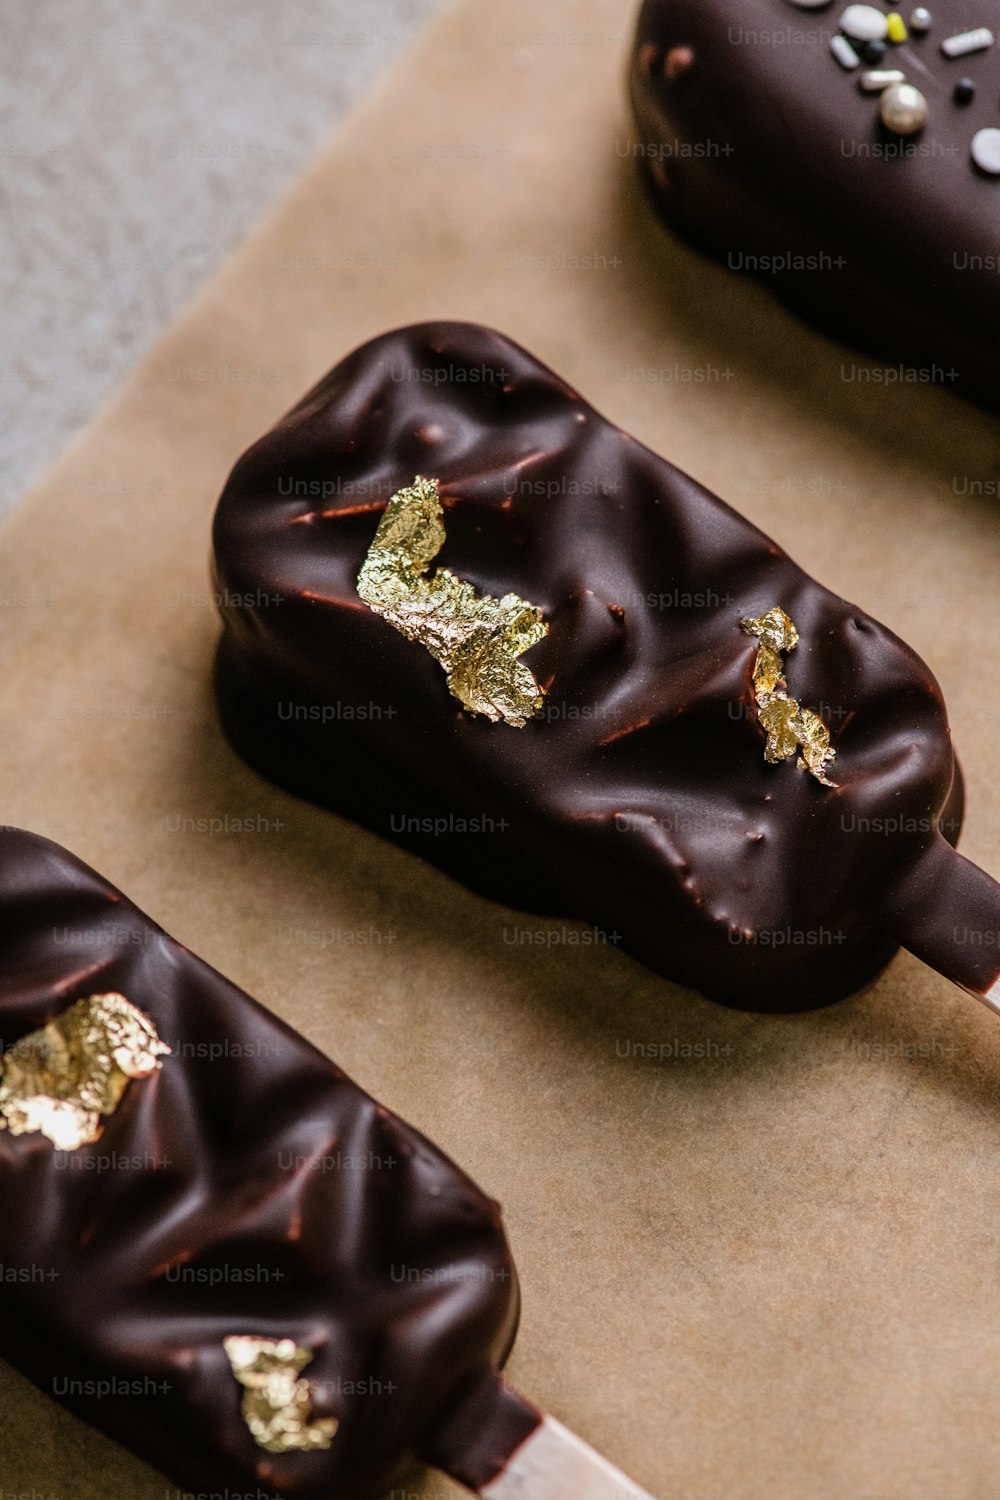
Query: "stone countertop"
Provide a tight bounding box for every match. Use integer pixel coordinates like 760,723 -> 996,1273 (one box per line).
0,0 -> 442,514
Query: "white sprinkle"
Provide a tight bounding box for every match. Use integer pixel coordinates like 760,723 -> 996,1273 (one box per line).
831,34 -> 861,69
971,127 -> 1000,175
840,5 -> 890,42
860,68 -> 906,91
941,27 -> 994,59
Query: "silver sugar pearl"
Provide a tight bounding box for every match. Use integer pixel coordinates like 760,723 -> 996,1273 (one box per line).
909,7 -> 932,34
879,81 -> 929,134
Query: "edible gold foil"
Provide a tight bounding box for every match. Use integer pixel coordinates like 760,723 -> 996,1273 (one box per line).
224,1335 -> 339,1455
357,475 -> 548,726
0,992 -> 171,1151
740,607 -> 837,786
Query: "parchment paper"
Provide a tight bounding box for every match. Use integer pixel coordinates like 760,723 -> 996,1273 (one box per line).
4,2 -> 1000,1497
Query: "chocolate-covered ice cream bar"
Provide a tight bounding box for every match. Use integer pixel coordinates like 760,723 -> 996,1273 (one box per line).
212,322 -> 1000,1015
0,828 -> 651,1499
629,1 -> 1000,408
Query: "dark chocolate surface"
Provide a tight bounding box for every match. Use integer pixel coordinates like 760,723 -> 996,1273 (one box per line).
0,827 -> 533,1500
212,322 -> 1000,1011
629,0 -> 1000,409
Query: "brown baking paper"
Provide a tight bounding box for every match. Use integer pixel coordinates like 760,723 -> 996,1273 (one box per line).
4,2 -> 1000,1497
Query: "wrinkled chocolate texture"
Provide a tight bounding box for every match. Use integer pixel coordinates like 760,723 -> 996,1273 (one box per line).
212,321 -> 996,1011
0,827 -> 535,1500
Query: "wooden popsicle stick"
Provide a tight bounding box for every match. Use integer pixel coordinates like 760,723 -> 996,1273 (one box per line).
481,1413 -> 657,1500
973,977 -> 1000,1016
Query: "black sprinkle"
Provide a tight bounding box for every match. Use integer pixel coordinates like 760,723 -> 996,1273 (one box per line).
953,78 -> 976,106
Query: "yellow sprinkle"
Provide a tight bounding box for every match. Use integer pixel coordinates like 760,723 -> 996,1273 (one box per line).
886,13 -> 908,43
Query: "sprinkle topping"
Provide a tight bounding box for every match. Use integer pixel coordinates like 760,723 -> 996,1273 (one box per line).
840,6 -> 890,43
941,28 -> 995,59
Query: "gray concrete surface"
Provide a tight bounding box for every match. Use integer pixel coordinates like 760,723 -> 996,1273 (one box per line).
0,0 -> 444,513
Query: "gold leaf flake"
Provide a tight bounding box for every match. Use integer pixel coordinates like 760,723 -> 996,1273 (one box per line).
740,607 -> 837,786
224,1335 -> 339,1455
357,475 -> 548,727
0,993 -> 171,1151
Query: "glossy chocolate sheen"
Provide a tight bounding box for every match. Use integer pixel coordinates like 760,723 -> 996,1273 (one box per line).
630,0 -> 1000,408
0,827 -> 535,1500
211,322 -> 987,1012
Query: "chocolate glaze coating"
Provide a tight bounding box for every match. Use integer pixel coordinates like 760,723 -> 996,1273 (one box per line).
212,322 -> 1000,1011
629,1 -> 1000,409
0,828 -> 535,1500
